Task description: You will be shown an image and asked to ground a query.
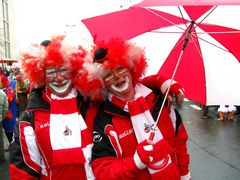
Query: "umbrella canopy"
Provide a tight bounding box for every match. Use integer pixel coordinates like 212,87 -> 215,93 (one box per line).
0,58 -> 18,63
81,2 -> 240,105
82,7 -> 188,42
135,0 -> 240,6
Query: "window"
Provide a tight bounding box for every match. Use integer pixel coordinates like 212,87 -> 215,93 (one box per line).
2,0 -> 10,58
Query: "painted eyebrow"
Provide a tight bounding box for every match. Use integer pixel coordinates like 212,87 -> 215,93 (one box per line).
46,69 -> 56,73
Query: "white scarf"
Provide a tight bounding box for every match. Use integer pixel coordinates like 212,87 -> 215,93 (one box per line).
49,88 -> 95,179
109,84 -> 171,174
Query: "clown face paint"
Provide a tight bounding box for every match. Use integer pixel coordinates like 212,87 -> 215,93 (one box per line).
45,67 -> 73,97
103,67 -> 134,100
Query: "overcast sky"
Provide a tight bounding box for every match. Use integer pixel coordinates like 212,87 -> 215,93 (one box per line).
13,0 -> 138,53
12,1 -> 240,78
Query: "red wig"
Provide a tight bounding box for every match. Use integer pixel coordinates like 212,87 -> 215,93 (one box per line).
0,75 -> 10,88
16,75 -> 22,81
75,38 -> 148,101
21,35 -> 87,88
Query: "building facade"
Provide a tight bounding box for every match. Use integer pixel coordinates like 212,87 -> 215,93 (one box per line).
0,0 -> 16,59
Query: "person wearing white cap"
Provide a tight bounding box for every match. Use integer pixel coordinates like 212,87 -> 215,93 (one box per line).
218,105 -> 236,121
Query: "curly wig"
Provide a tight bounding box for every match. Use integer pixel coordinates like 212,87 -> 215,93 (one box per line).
0,75 -> 10,88
74,38 -> 148,101
21,35 -> 87,88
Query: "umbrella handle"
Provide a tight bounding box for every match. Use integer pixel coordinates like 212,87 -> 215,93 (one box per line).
147,132 -> 169,170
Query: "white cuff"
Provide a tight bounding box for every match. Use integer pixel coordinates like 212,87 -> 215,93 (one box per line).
133,152 -> 147,169
181,171 -> 191,180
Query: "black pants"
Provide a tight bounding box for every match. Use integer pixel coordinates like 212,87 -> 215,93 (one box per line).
5,131 -> 13,144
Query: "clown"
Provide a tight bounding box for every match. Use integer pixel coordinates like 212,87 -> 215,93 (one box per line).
77,38 -> 191,180
10,36 -> 98,179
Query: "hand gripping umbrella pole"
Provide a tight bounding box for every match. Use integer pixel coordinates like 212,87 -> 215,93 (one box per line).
147,21 -> 195,170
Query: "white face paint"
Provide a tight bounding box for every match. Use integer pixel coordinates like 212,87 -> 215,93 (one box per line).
104,67 -> 135,100
45,67 -> 73,97
48,79 -> 72,94
110,76 -> 130,92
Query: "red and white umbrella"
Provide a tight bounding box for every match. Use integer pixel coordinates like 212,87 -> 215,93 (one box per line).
82,0 -> 240,105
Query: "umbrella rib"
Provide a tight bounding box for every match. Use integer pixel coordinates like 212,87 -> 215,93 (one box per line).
151,32 -> 235,54
151,30 -> 185,33
194,6 -> 217,30
177,6 -> 188,29
145,8 -> 186,32
189,35 -> 203,59
196,31 -> 240,34
197,35 -> 230,53
151,30 -> 240,34
189,32 -> 230,57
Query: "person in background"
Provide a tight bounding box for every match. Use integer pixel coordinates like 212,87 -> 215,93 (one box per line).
0,89 -> 9,160
15,74 -> 30,117
201,105 -> 209,119
9,77 -> 17,90
10,35 -> 98,179
0,75 -> 17,152
218,105 -> 236,121
9,63 -> 22,81
77,38 -> 191,180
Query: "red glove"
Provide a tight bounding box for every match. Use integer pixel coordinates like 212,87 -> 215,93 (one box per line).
141,75 -> 185,105
151,139 -> 173,163
133,140 -> 153,169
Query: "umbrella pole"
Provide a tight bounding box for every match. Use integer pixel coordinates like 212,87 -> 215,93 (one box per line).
150,21 -> 195,137
147,21 -> 195,171
149,50 -> 184,139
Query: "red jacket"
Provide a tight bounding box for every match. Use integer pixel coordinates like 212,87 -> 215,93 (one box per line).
10,87 -> 98,180
91,87 -> 190,179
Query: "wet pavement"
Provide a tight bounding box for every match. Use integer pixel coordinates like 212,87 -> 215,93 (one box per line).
0,132 -> 10,180
0,99 -> 240,180
179,100 -> 240,180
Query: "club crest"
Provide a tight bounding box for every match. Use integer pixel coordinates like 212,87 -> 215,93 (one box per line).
144,123 -> 154,133
63,126 -> 72,136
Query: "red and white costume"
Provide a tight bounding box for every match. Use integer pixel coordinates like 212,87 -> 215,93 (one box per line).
76,38 -> 191,180
10,35 -> 98,179
91,83 -> 190,179
10,88 -> 97,179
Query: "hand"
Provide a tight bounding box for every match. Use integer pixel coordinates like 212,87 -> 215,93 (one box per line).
147,139 -> 173,170
133,140 -> 154,169
177,94 -> 184,105
134,139 -> 173,170
150,139 -> 173,163
167,95 -> 173,103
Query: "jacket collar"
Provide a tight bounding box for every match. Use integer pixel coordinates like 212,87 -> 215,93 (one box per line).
26,87 -> 50,111
103,99 -> 130,119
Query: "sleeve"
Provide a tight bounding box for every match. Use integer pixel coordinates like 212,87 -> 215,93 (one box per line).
174,111 -> 191,178
141,74 -> 184,96
21,83 -> 31,94
92,156 -> 140,179
10,111 -> 42,180
91,110 -> 140,179
3,95 -> 9,118
5,88 -> 16,104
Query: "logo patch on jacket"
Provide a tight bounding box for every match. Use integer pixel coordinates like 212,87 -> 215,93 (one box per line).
93,131 -> 102,142
119,129 -> 133,139
144,123 -> 154,133
63,126 -> 72,136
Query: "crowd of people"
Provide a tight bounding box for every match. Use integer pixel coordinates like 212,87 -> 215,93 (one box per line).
0,35 -> 192,179
201,105 -> 239,121
0,64 -> 29,154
